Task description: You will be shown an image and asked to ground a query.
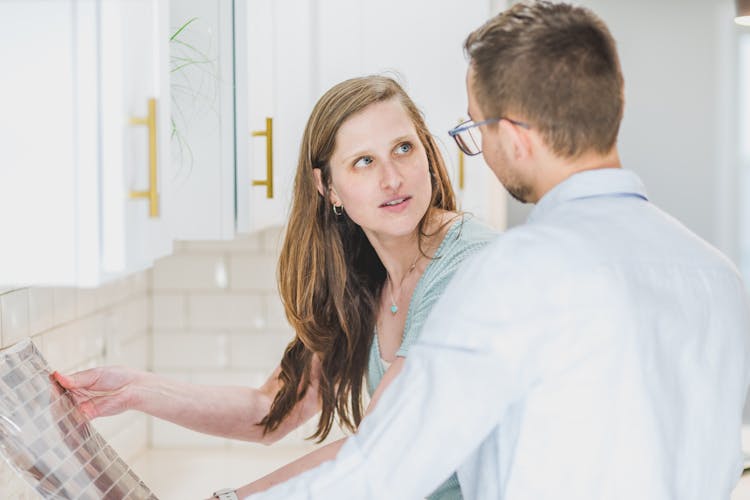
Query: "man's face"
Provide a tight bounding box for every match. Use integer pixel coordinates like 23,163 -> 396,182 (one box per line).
466,68 -> 533,203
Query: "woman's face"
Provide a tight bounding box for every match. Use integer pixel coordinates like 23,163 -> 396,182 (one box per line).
322,98 -> 433,243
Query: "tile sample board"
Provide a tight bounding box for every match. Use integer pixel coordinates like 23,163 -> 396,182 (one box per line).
0,339 -> 158,499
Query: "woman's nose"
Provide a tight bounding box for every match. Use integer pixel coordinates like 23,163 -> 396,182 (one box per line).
380,160 -> 403,191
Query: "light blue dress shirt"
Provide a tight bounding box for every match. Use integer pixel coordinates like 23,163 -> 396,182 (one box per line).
248,168 -> 750,500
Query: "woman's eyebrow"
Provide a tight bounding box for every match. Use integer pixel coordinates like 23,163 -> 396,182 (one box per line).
390,135 -> 414,145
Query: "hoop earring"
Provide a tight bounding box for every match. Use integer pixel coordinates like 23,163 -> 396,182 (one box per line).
332,203 -> 344,216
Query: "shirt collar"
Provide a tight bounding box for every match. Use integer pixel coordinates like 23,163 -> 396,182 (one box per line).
527,168 -> 648,223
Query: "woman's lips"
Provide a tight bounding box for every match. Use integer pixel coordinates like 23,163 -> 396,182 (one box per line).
380,196 -> 412,212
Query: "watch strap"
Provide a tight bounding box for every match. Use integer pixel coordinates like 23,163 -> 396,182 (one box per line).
213,488 -> 239,500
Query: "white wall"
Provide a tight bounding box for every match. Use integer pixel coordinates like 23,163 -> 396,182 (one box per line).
505,0 -> 743,266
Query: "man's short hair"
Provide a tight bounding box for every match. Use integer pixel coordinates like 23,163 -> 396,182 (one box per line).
465,1 -> 624,158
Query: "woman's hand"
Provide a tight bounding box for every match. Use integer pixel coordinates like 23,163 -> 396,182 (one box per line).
52,367 -> 144,419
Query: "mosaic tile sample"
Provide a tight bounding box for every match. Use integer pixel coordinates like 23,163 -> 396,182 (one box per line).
0,339 -> 158,499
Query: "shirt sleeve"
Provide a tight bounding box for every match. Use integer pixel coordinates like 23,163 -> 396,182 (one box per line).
245,341 -> 516,500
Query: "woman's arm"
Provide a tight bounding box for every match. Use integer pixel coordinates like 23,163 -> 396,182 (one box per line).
54,361 -> 322,444
234,357 -> 406,496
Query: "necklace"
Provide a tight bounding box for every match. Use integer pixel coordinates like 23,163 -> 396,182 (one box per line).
387,253 -> 421,315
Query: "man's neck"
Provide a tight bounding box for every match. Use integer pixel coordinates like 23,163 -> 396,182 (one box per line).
531,148 -> 622,203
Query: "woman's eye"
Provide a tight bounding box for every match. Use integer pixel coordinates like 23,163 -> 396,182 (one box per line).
396,142 -> 413,155
354,156 -> 373,168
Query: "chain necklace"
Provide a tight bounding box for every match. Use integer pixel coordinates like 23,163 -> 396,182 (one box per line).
386,252 -> 421,315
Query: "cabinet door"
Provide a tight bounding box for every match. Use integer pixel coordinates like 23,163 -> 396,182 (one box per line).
0,1 -> 92,285
99,0 -> 172,279
235,0 -> 315,233
164,0 -> 236,240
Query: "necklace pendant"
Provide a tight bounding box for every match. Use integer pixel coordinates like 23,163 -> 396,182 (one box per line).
390,304 -> 398,315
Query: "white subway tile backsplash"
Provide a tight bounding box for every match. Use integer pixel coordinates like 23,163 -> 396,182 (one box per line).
153,254 -> 228,291
78,313 -> 106,360
152,294 -> 186,330
28,287 -> 55,336
174,236 -> 262,254
266,294 -> 292,330
101,309 -> 123,361
131,268 -> 150,295
76,287 -> 99,318
187,294 -> 264,330
91,411 -> 142,444
229,254 -> 277,291
52,287 -> 77,325
1,288 -> 29,346
228,332 -> 293,371
107,413 -> 150,461
152,331 -> 229,369
41,315 -> 105,372
118,335 -> 150,371
96,276 -> 133,310
123,295 -> 150,339
40,324 -> 77,371
260,226 -> 286,255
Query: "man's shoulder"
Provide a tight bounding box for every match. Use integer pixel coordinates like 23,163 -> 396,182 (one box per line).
436,223 -> 577,301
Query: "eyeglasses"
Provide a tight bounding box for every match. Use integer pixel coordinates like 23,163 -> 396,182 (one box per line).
448,117 -> 531,156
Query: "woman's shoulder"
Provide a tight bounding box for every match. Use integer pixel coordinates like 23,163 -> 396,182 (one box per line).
439,213 -> 499,256
424,213 -> 499,280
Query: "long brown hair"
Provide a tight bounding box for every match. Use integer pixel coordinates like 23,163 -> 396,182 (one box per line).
260,76 -> 456,441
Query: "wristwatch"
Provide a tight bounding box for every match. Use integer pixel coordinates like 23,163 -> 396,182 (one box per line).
212,488 -> 239,500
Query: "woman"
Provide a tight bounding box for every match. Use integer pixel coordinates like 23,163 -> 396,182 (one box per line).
54,76 -> 497,499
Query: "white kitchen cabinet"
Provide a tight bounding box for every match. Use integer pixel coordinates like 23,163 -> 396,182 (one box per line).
0,0 -> 171,287
163,0 -> 237,241
231,0 -> 506,233
234,0 -> 316,233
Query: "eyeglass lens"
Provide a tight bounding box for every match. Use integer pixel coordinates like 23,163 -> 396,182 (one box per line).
456,124 -> 481,155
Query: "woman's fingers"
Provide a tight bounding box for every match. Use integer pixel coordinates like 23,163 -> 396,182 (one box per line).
52,368 -> 103,391
51,367 -> 138,418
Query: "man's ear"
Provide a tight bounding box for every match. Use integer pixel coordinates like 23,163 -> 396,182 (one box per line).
500,119 -> 533,161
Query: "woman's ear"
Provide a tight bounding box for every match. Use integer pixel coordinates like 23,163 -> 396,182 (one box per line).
313,168 -> 341,205
312,168 -> 327,197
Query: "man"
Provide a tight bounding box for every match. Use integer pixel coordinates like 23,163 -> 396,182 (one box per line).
245,2 -> 750,498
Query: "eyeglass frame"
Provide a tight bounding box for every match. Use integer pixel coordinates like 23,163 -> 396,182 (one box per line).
448,117 -> 531,156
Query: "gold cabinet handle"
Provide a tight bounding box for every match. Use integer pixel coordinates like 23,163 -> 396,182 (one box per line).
251,117 -> 274,199
458,149 -> 465,190
457,118 -> 465,190
129,98 -> 159,217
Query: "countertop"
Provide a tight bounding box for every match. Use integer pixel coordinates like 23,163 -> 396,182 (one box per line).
130,446 -> 750,500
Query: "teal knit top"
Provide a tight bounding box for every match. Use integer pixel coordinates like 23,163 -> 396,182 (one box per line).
366,215 -> 498,500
